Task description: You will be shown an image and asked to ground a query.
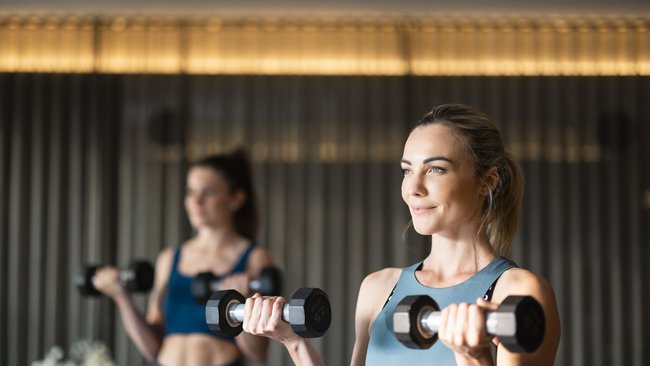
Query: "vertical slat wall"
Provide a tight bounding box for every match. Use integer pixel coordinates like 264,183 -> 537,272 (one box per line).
0,74 -> 649,366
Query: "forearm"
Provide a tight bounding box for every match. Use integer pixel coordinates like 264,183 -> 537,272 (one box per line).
114,295 -> 162,362
235,332 -> 269,363
283,338 -> 325,366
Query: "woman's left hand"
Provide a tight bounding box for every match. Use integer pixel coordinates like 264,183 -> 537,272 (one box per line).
219,272 -> 251,297
438,298 -> 499,366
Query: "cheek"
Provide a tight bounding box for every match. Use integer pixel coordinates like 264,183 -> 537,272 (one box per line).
183,197 -> 194,210
207,195 -> 233,211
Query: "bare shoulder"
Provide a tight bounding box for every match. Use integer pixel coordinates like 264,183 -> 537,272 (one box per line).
151,247 -> 177,287
146,247 -> 176,323
246,245 -> 275,275
357,268 -> 402,324
360,267 -> 401,295
155,246 -> 176,272
493,267 -> 555,302
492,267 -> 561,361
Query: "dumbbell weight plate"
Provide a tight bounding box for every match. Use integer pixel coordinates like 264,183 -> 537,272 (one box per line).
124,261 -> 155,293
206,290 -> 247,337
250,267 -> 283,296
75,266 -> 102,296
393,295 -> 440,349
192,272 -> 215,305
288,288 -> 331,338
498,295 -> 545,353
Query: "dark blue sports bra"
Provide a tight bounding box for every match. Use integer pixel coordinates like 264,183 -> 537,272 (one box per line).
163,244 -> 255,340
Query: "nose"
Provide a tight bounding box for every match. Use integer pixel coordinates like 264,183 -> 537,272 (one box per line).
403,173 -> 426,198
187,192 -> 204,206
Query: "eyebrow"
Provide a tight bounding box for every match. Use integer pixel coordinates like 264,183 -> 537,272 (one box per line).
400,156 -> 453,165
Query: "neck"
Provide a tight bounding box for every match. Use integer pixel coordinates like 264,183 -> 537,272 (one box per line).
422,232 -> 496,279
194,225 -> 240,252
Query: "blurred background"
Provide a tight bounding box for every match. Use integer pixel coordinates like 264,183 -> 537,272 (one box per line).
1,0 -> 649,365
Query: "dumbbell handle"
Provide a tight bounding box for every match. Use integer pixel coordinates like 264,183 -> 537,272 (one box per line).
208,278 -> 266,293
90,269 -> 136,286
227,301 -> 293,325
418,307 -> 517,337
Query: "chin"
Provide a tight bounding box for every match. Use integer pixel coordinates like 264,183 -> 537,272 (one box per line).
411,222 -> 436,236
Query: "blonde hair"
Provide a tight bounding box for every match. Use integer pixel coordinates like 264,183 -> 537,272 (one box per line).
413,104 -> 524,256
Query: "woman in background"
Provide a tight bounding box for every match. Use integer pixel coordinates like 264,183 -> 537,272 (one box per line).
94,149 -> 275,366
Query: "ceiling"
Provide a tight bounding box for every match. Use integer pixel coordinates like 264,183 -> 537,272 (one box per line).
1,0 -> 649,15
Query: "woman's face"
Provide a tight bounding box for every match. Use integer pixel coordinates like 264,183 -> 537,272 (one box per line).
184,166 -> 242,229
401,124 -> 485,238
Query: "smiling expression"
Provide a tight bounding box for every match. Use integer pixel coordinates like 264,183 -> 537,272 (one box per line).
401,124 -> 485,238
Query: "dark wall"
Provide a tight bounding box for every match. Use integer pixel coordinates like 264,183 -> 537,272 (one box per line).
1,73 -> 649,365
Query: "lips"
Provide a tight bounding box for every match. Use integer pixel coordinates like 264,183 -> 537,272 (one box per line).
410,205 -> 436,215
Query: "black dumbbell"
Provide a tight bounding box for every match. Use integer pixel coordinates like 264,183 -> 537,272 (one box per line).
205,288 -> 331,338
192,266 -> 282,305
392,295 -> 545,353
75,261 -> 155,296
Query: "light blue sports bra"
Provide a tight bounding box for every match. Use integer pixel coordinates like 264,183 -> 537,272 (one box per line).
365,257 -> 517,366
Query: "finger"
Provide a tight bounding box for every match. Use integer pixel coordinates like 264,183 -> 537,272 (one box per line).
439,304 -> 455,345
454,303 -> 468,347
270,296 -> 286,327
466,304 -> 486,348
259,296 -> 274,332
249,295 -> 264,334
243,296 -> 256,333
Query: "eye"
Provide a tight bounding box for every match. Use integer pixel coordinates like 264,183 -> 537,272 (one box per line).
401,167 -> 411,176
428,166 -> 446,174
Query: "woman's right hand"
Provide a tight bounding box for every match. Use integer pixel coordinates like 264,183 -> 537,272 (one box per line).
242,293 -> 300,345
93,266 -> 128,300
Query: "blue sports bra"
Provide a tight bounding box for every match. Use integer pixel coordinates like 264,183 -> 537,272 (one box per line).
163,244 -> 255,340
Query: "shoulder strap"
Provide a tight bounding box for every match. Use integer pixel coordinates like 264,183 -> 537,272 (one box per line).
482,257 -> 518,301
230,244 -> 256,274
171,246 -> 182,272
381,262 -> 422,309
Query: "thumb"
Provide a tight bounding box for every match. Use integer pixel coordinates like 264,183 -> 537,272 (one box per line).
476,297 -> 499,311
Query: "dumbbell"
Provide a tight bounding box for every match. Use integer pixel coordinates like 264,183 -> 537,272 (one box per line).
75,261 -> 155,296
392,295 -> 545,353
192,267 -> 282,305
205,288 -> 331,338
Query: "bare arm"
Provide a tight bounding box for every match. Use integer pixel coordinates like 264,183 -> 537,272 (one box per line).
492,269 -> 561,366
243,294 -> 325,366
243,267 -> 399,366
351,268 -> 401,366
93,248 -> 173,362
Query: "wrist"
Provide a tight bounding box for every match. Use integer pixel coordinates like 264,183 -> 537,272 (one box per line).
282,336 -> 309,354
281,334 -> 304,348
112,291 -> 133,306
455,349 -> 494,366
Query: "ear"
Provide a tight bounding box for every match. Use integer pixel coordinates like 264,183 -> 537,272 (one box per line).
482,166 -> 499,196
231,189 -> 247,211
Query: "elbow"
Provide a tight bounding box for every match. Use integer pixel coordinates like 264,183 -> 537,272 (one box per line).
246,345 -> 269,363
142,341 -> 162,363
248,351 -> 268,363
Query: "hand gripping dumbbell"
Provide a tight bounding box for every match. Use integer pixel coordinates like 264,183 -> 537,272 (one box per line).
392,295 -> 545,353
205,288 -> 331,338
75,261 -> 155,296
192,266 -> 282,305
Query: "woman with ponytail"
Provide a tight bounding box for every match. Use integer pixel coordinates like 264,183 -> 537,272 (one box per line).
242,104 -> 561,365
93,148 -> 275,366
